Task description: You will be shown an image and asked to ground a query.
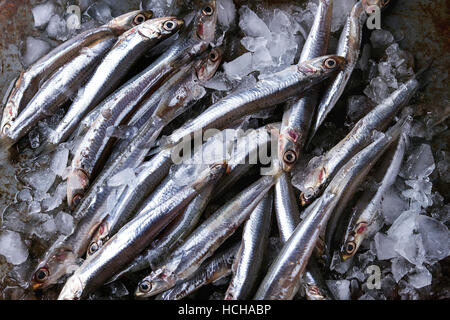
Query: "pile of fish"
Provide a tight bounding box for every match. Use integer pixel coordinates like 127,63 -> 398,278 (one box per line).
0,0 -> 448,300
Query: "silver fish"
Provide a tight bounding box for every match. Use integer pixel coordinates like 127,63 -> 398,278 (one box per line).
66,1 -> 218,206
57,163 -> 226,300
254,116 -> 409,300
278,0 -> 333,171
224,191 -> 273,300
297,76 -> 419,206
135,171 -> 281,298
307,0 -> 391,143
1,10 -> 153,137
157,244 -> 239,300
45,16 -> 185,148
162,55 -> 346,149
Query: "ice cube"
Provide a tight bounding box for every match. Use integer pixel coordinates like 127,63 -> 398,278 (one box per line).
391,256 -> 414,283
370,29 -> 395,49
326,280 -> 351,300
347,95 -> 372,122
55,211 -> 74,235
431,204 -> 450,224
293,1 -> 318,33
268,33 -> 297,66
330,251 -> 353,274
46,14 -> 69,41
381,186 -> 408,225
252,46 -> 273,70
416,215 -> 450,263
400,144 -> 435,180
377,62 -> 398,89
238,6 -> 271,38
16,189 -> 33,203
347,266 -> 366,283
0,231 -> 29,265
268,9 -> 291,34
32,1 -> 57,28
203,72 -> 232,91
331,0 -> 356,32
241,36 -> 268,52
40,182 -> 66,212
407,267 -> 432,289
402,179 -> 433,209
217,0 -> 236,29
22,168 -> 56,193
223,52 -> 253,80
22,37 -> 51,67
108,168 -> 137,187
86,1 -> 113,24
50,148 -> 69,177
364,76 -> 390,104
374,232 -> 397,260
28,200 -> 41,214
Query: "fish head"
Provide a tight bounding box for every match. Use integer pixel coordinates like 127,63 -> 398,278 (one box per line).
135,270 -> 175,298
86,222 -> 110,257
107,10 -> 154,32
278,125 -> 302,172
305,283 -> 327,300
30,246 -> 76,291
57,274 -> 84,300
340,221 -> 368,260
195,47 -> 223,82
193,0 -> 218,43
298,158 -> 328,206
298,55 -> 346,78
66,168 -> 89,209
137,17 -> 184,40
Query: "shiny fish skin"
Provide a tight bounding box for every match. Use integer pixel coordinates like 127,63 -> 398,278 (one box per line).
297,77 -> 419,206
339,132 -> 408,260
157,244 -> 239,300
224,191 -> 273,300
308,0 -> 390,143
58,164 -> 226,300
135,172 -> 281,298
274,171 -> 300,242
273,170 -> 331,300
278,0 -> 333,171
30,149 -> 173,291
66,2 -> 218,206
46,17 -> 181,148
0,10 -> 152,137
3,36 -> 117,145
162,55 -> 346,149
254,117 -> 408,300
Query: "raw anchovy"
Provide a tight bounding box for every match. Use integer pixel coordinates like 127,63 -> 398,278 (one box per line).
66,1 -> 218,206
307,0 -> 391,143
30,149 -> 172,290
278,0 -> 333,171
46,17 -> 184,148
57,164 -> 226,300
224,191 -> 273,300
296,77 -> 419,206
274,170 -> 332,300
157,244 -> 239,300
162,55 -> 346,149
339,132 -> 407,260
3,36 -> 117,145
135,172 -> 281,297
254,116 -> 409,300
1,10 -> 153,137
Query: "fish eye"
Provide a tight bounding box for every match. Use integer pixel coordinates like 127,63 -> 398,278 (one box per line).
133,14 -> 146,25
209,50 -> 219,62
163,20 -> 177,31
34,268 -> 49,283
139,280 -> 152,293
202,6 -> 214,16
324,58 -> 337,69
345,241 -> 356,254
72,193 -> 83,207
283,150 -> 297,164
88,242 -> 99,255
